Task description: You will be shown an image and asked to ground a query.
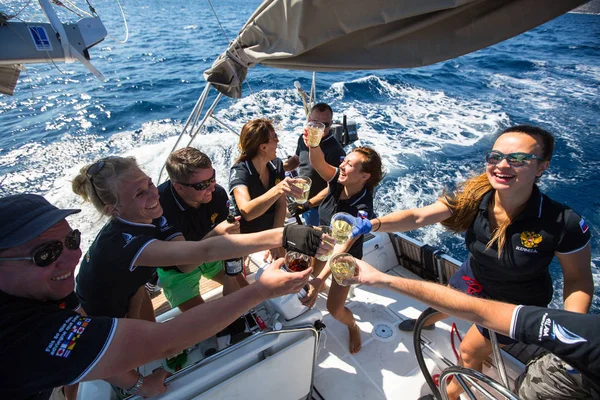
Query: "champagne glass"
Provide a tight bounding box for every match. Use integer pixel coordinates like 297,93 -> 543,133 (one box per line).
329,253 -> 356,286
331,212 -> 353,244
315,226 -> 334,261
306,121 -> 325,147
293,176 -> 311,204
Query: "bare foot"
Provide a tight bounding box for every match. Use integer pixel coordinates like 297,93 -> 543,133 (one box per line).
348,323 -> 362,354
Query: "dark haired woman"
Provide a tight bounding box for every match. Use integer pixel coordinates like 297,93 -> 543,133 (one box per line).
301,143 -> 385,353
229,118 -> 304,261
354,125 -> 592,399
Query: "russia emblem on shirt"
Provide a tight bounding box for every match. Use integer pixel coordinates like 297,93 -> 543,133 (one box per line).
579,218 -> 589,234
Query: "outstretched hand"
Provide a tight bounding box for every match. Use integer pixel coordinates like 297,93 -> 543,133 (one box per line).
257,258 -> 312,299
299,277 -> 323,309
341,259 -> 385,287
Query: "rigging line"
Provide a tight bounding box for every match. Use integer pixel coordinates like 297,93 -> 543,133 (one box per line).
205,0 -> 260,116
102,0 -> 129,44
50,0 -> 88,18
3,0 -> 34,21
206,0 -> 230,44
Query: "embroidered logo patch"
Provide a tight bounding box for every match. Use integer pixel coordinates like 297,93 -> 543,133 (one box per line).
579,218 -> 589,234
122,233 -> 135,247
45,316 -> 93,359
211,213 -> 218,225
274,178 -> 281,185
520,231 -> 542,248
158,216 -> 173,232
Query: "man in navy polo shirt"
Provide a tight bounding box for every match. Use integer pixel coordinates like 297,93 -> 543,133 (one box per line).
284,103 -> 346,226
0,193 -> 314,399
158,147 -> 247,311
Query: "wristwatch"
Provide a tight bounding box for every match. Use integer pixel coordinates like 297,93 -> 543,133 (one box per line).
125,372 -> 144,396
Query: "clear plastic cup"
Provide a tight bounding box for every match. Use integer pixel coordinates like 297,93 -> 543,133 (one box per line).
284,251 -> 311,272
331,212 -> 353,244
293,176 -> 311,204
316,226 -> 334,262
329,253 -> 356,286
306,121 -> 325,147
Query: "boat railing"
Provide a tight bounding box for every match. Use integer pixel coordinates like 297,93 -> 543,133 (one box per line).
130,325 -> 319,400
413,308 -> 519,400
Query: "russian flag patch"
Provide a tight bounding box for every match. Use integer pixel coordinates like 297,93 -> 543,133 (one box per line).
579,218 -> 589,234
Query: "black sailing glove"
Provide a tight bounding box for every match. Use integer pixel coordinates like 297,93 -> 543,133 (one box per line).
287,201 -> 311,217
282,225 -> 323,257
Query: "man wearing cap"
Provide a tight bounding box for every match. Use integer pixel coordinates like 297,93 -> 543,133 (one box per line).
284,103 -> 346,226
0,193 -> 314,399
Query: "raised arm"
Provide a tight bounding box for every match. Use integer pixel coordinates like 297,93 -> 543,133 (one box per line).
308,144 -> 337,182
557,243 -> 593,314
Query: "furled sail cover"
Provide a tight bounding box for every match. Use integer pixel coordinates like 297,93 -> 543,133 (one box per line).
204,0 -> 586,98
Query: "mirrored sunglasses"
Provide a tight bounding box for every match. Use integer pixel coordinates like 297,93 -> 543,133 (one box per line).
485,151 -> 545,167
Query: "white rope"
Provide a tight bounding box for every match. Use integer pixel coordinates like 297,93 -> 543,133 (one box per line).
104,0 -> 129,44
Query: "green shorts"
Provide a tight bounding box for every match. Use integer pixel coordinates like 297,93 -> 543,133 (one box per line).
157,261 -> 223,308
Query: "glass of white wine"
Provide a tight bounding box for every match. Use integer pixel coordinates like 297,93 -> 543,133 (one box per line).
331,212 -> 353,244
306,121 -> 325,148
315,226 -> 335,261
329,253 -> 356,286
293,176 -> 311,204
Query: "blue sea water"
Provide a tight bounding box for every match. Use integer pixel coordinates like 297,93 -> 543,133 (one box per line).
0,0 -> 599,310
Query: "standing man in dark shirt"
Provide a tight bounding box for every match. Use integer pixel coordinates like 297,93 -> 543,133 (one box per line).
0,193 -> 316,399
284,103 -> 346,226
345,259 -> 600,400
158,147 -> 247,311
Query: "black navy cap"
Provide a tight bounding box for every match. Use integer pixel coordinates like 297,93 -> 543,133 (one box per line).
0,194 -> 80,248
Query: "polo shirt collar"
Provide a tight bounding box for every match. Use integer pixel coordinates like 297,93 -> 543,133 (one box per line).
114,216 -> 155,228
168,180 -> 188,212
244,160 -> 277,176
478,185 -> 543,219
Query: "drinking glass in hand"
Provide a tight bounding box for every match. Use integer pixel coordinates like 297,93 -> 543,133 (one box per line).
306,121 -> 325,148
331,212 -> 353,244
293,176 -> 312,204
315,226 -> 334,261
329,253 -> 356,286
284,251 -> 311,272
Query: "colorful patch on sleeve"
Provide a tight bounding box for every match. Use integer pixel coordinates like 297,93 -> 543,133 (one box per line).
45,316 -> 92,359
579,218 -> 589,234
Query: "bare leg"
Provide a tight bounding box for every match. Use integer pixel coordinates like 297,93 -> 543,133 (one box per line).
446,324 -> 495,400
311,258 -> 327,277
327,280 -> 361,353
178,295 -> 206,312
127,285 -> 156,322
211,270 -> 241,296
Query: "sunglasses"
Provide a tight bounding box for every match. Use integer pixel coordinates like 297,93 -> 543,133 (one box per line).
178,169 -> 216,191
485,151 -> 545,167
0,230 -> 81,267
86,160 -> 106,205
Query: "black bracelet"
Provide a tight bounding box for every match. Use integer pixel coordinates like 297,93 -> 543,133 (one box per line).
373,218 -> 381,232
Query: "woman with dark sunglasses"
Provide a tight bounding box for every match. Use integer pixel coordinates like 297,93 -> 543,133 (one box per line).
72,156 -> 331,322
349,125 -> 593,400
229,118 -> 305,261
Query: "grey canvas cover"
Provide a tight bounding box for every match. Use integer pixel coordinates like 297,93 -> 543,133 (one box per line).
204,0 -> 586,98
